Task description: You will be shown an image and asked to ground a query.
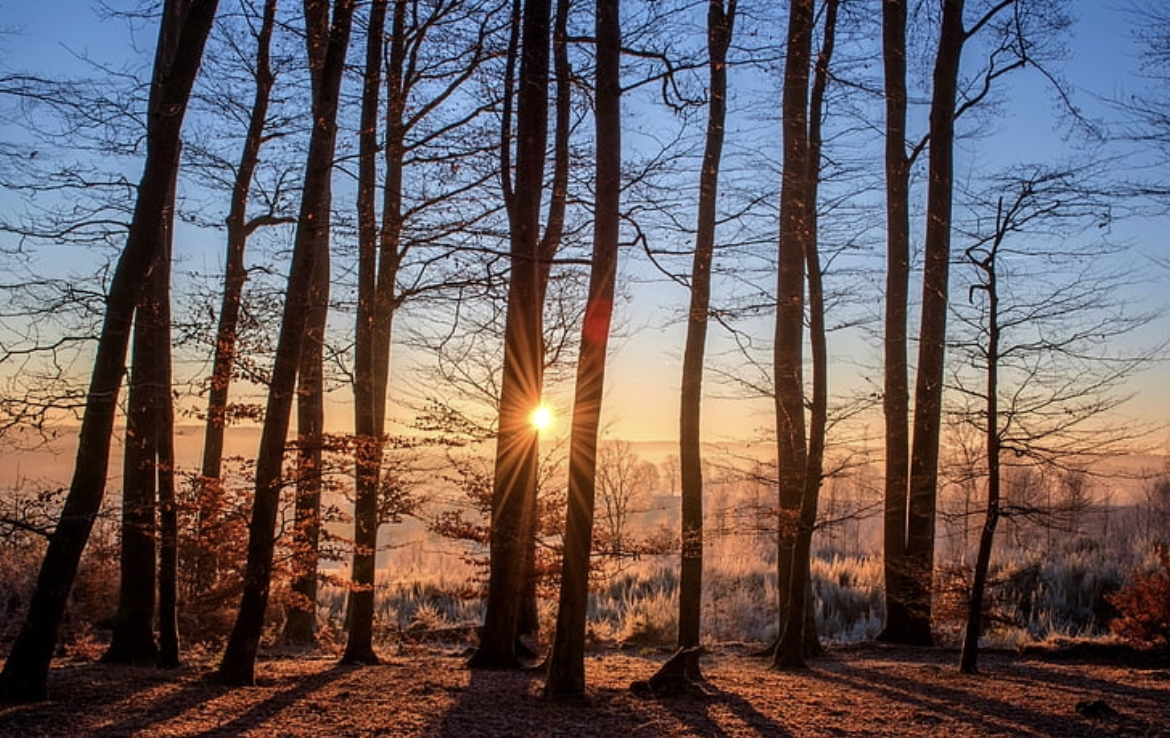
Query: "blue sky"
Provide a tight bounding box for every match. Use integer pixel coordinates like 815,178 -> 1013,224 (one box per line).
2,0 -> 1167,448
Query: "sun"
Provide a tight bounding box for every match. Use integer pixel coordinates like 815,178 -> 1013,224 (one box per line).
530,404 -> 554,432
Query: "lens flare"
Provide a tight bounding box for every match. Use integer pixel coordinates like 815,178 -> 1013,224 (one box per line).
530,404 -> 554,432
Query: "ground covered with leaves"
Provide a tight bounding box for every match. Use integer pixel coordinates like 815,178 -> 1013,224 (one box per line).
2,643 -> 1168,737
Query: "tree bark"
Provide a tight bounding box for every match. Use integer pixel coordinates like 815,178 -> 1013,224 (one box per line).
283,239 -> 328,643
960,198 -> 1003,674
516,0 -> 572,640
342,0 -> 394,664
103,263 -> 163,667
196,0 -> 279,603
156,235 -> 180,668
878,0 -> 915,645
800,0 -> 837,660
544,0 -> 620,698
216,0 -> 354,687
771,0 -> 813,671
677,0 -> 735,656
470,0 -> 551,670
0,0 -> 219,703
904,0 -> 966,648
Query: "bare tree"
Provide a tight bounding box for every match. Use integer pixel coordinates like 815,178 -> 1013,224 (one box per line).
951,168 -> 1161,672
470,0 -> 552,669
0,0 -> 220,703
216,0 -> 355,687
195,0 -> 288,605
770,0 -> 814,671
544,0 -> 621,698
886,0 -> 1073,645
676,0 -> 736,660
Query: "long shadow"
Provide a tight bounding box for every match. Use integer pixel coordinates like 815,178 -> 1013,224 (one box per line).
997,657 -> 1170,704
650,680 -> 797,738
79,663 -> 349,738
184,666 -> 349,738
0,661 -> 203,735
802,651 -> 1168,738
432,665 -> 548,737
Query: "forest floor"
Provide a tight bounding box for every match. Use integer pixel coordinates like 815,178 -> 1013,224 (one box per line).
1,641 -> 1168,737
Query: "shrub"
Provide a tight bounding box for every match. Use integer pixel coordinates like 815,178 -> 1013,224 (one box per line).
1108,545 -> 1170,652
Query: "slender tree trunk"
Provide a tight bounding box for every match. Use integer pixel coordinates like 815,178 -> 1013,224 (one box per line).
879,0 -> 914,644
905,0 -> 965,647
799,0 -> 837,660
196,0 -> 279,598
156,281 -> 180,668
104,281 -> 163,667
676,0 -> 735,659
156,160 -> 180,668
284,245 -> 328,643
0,0 -> 218,703
470,0 -> 551,670
960,200 -> 1003,674
544,0 -> 620,698
216,0 -> 354,687
342,0 -> 394,664
771,0 -> 813,671
516,0 -> 572,640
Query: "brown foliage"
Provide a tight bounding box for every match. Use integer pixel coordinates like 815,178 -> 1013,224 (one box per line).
1109,546 -> 1170,652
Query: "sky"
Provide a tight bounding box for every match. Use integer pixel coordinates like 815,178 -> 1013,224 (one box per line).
1,0 -> 1168,452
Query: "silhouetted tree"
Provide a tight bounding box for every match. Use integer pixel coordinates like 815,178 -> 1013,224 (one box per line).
677,0 -> 736,659
952,169 -> 1159,672
544,0 -> 621,698
0,0 -> 220,703
470,0 -> 552,669
216,0 -> 355,687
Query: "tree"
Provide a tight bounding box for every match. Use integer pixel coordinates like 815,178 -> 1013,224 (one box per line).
771,0 -> 838,670
595,440 -> 657,560
676,0 -> 736,659
544,0 -> 621,698
951,168 -> 1160,672
216,0 -> 355,687
102,157 -> 180,667
196,0 -> 286,605
884,0 -> 1071,645
878,0 -> 916,644
0,0 -> 220,703
335,0 -> 391,663
470,0 -> 552,669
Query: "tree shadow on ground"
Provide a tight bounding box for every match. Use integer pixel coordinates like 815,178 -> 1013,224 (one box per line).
803,650 -> 1169,738
0,658 -> 350,738
647,680 -> 797,738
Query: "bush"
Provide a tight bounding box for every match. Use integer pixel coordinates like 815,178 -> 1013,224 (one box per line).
1108,545 -> 1170,652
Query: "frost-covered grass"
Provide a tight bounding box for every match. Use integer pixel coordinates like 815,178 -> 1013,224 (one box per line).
310,524 -> 1154,652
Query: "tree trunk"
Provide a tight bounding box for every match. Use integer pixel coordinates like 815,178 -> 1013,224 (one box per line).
283,242 -> 328,644
103,276 -> 162,667
677,0 -> 735,656
799,0 -> 837,660
544,0 -> 620,698
516,0 -> 572,640
0,0 -> 219,703
196,0 -> 278,601
771,0 -> 813,671
342,0 -> 394,665
878,0 -> 915,645
216,0 -> 354,687
470,0 -> 551,670
156,159 -> 180,668
156,271 -> 180,669
904,0 -> 965,648
960,198 -> 1003,674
